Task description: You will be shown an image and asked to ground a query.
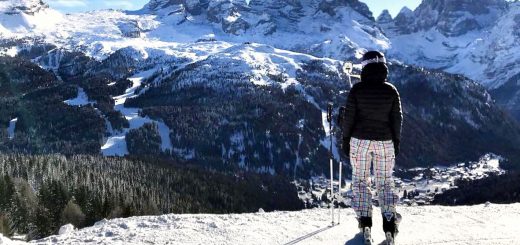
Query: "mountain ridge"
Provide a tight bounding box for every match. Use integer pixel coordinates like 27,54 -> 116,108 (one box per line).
0,0 -> 519,174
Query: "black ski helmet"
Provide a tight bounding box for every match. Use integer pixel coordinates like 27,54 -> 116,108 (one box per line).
361,51 -> 388,83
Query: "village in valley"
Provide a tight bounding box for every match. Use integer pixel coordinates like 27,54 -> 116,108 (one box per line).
296,154 -> 505,208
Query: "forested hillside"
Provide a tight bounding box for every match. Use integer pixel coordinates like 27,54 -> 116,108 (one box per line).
0,154 -> 303,240
433,170 -> 520,205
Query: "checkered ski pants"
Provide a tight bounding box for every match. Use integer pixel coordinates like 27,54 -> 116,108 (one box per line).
350,137 -> 399,218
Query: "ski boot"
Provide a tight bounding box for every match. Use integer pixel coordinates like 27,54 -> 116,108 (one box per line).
357,216 -> 373,245
382,212 -> 402,245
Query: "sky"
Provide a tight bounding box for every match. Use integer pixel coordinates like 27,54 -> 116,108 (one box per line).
361,0 -> 422,18
46,0 -> 422,16
46,0 -> 148,12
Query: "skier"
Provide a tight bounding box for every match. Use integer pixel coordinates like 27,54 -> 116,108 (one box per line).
341,51 -> 403,244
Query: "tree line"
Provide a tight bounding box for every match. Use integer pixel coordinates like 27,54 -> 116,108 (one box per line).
433,170 -> 520,205
0,154 -> 304,240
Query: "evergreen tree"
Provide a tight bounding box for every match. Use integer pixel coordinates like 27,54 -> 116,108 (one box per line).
32,207 -> 52,240
0,214 -> 13,237
61,198 -> 86,228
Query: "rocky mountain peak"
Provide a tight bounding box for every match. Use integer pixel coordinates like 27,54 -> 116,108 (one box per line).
391,6 -> 415,34
415,0 -> 508,36
140,0 -> 375,35
376,9 -> 393,24
387,0 -> 510,36
0,0 -> 48,15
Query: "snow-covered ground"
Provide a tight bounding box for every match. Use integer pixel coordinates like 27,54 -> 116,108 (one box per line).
63,88 -> 94,106
12,203 -> 518,245
61,70 -> 174,156
101,70 -> 173,156
7,118 -> 17,140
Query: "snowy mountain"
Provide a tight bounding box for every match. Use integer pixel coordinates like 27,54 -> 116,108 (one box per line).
381,0 -> 520,119
1,203 -> 517,244
0,0 -> 62,35
1,0 -> 520,175
1,1 -> 520,243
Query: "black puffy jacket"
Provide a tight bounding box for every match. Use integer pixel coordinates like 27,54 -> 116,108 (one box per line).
341,78 -> 403,153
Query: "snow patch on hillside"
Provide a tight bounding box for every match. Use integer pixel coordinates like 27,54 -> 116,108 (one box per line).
7,118 -> 17,140
64,87 -> 94,106
101,70 -> 173,156
29,203 -> 520,245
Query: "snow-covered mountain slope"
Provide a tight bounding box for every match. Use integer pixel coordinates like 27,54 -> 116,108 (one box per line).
379,1 -> 520,119
0,0 -> 388,62
384,0 -> 518,88
0,0 -> 62,36
20,203 -> 520,245
0,0 -> 519,172
134,0 -> 388,60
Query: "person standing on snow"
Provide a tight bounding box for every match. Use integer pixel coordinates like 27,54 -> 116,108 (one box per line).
341,51 -> 403,244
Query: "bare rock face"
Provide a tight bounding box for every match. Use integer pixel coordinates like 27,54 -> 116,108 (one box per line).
388,0 -> 509,36
416,0 -> 507,36
376,9 -> 397,35
118,21 -> 142,38
318,0 -> 373,21
376,9 -> 393,25
514,14 -> 520,38
392,7 -> 416,35
140,0 -> 375,35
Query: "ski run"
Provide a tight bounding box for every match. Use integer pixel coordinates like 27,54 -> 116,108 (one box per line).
0,203 -> 518,245
100,70 -> 173,156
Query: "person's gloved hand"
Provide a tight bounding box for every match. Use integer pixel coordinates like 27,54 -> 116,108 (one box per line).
393,139 -> 400,157
342,138 -> 350,156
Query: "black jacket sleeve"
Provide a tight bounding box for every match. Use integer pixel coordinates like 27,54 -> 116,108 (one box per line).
390,90 -> 403,151
342,87 -> 357,142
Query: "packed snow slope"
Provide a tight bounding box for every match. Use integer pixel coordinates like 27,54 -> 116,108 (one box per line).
15,203 -> 519,245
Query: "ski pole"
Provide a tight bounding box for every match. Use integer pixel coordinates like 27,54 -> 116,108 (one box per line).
337,106 -> 346,225
338,159 -> 342,224
327,102 -> 334,225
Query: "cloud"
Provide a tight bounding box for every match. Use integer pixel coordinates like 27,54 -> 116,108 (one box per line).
47,0 -> 88,8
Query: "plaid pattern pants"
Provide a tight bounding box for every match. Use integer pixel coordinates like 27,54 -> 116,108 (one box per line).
350,137 -> 399,218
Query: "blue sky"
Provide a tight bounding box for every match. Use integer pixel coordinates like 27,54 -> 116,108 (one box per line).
46,0 -> 422,16
362,0 -> 422,17
46,0 -> 149,12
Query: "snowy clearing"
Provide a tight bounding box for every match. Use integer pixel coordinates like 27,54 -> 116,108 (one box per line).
23,203 -> 520,245
63,87 -> 94,106
7,118 -> 17,140
101,70 -> 173,156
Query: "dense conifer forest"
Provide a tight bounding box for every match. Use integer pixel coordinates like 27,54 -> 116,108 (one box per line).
0,154 -> 304,240
433,171 -> 520,205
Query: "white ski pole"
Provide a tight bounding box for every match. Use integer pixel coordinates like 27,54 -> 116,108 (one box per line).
338,159 -> 342,224
327,102 -> 334,226
337,100 -> 347,225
